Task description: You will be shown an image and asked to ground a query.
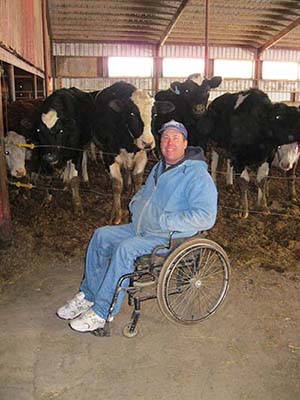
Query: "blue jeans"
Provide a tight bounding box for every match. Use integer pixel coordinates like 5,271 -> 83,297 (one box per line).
80,223 -> 169,319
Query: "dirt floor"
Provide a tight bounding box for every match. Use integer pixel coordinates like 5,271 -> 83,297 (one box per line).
0,158 -> 300,400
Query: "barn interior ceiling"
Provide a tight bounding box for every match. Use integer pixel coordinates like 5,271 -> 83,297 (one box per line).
47,0 -> 300,51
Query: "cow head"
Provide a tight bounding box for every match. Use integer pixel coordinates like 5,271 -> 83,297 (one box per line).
268,103 -> 300,146
4,131 -> 27,177
109,90 -> 156,151
170,75 -> 222,117
33,104 -> 80,168
272,142 -> 300,171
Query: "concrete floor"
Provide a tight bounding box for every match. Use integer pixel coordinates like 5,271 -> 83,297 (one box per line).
0,257 -> 300,400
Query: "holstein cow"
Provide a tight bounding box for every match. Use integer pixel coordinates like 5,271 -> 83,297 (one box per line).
271,142 -> 300,202
154,73 -> 222,147
4,131 -> 27,178
32,87 -> 95,214
92,81 -> 174,225
205,88 -> 300,217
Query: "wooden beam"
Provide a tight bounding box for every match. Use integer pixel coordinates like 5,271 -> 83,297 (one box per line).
0,66 -> 12,247
0,45 -> 44,78
158,0 -> 191,47
8,65 -> 16,102
258,16 -> 300,53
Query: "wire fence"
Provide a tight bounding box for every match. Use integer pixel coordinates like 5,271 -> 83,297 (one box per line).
4,140 -> 300,220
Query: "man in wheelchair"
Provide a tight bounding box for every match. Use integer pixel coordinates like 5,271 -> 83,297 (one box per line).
57,120 -> 218,333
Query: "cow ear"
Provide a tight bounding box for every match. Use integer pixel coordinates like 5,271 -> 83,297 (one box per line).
170,82 -> 181,95
207,76 -> 222,89
108,99 -> 124,113
155,101 -> 176,114
20,118 -> 33,130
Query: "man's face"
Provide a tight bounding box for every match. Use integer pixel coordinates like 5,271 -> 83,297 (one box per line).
160,129 -> 187,165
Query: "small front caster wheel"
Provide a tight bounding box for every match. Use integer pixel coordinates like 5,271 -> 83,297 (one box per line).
123,324 -> 139,338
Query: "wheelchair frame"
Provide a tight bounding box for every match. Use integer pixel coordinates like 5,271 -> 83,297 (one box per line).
92,232 -> 230,338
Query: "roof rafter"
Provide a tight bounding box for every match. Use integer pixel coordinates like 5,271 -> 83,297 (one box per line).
158,0 -> 191,46
258,16 -> 300,53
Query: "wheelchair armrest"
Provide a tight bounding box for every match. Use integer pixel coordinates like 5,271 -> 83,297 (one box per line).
150,231 -> 206,265
168,231 -> 206,249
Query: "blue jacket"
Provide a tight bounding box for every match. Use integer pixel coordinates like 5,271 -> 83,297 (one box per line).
129,147 -> 218,238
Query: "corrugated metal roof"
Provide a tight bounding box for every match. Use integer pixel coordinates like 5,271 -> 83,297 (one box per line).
47,0 -> 300,51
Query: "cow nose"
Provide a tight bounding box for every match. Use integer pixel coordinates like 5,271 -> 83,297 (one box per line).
143,141 -> 154,150
193,104 -> 206,115
16,168 -> 26,177
280,162 -> 291,171
44,152 -> 58,165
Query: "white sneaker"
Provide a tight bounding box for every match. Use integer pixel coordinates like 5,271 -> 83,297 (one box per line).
56,292 -> 94,320
69,309 -> 113,332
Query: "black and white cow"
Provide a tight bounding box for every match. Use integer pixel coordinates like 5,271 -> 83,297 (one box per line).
205,88 -> 300,217
271,142 -> 300,202
154,73 -> 222,146
92,81 -> 174,225
31,87 -> 95,213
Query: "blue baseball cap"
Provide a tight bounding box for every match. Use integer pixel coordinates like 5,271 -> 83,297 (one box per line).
158,120 -> 188,139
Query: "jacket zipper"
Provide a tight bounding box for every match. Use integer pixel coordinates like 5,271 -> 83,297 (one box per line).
135,162 -> 185,234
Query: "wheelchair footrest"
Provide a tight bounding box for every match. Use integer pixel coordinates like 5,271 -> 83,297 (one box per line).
91,323 -> 112,337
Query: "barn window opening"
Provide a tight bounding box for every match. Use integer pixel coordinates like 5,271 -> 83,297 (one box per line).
262,61 -> 298,80
163,58 -> 204,77
214,59 -> 253,79
108,57 -> 153,77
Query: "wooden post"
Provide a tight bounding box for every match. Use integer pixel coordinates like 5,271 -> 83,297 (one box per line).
8,64 -> 16,102
204,0 -> 209,77
253,49 -> 262,89
33,74 -> 38,98
0,66 -> 12,247
42,0 -> 50,96
152,45 -> 161,96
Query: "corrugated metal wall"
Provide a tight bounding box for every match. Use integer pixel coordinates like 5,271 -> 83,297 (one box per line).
52,42 -> 300,102
0,0 -> 45,71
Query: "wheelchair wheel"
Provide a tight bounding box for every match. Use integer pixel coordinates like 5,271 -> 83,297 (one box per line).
157,238 -> 230,325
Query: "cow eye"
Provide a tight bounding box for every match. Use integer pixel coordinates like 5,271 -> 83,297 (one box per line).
275,115 -> 281,120
5,150 -> 10,155
36,128 -> 40,133
130,112 -> 135,117
185,89 -> 189,93
59,129 -> 63,134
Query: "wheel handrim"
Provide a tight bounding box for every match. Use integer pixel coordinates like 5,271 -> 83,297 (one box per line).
164,245 -> 229,323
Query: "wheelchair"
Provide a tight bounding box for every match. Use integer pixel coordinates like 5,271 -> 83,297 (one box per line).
92,232 -> 230,338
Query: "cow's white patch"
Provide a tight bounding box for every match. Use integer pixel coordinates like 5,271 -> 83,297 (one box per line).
240,168 -> 250,182
131,90 -> 155,150
62,160 -> 78,183
133,150 -> 147,175
256,162 -> 269,205
4,131 -> 27,177
256,162 -> 269,183
81,150 -> 89,182
234,93 -> 250,110
110,162 -> 122,182
42,109 -> 59,129
115,149 -> 135,170
210,150 -> 219,183
90,142 -> 97,162
272,142 -> 299,171
226,159 -> 233,186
